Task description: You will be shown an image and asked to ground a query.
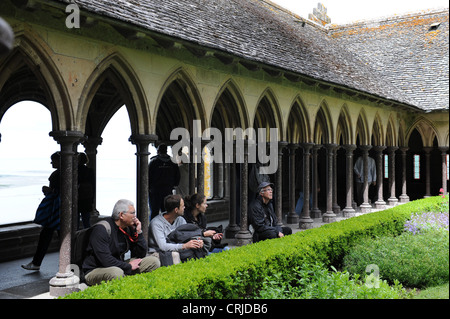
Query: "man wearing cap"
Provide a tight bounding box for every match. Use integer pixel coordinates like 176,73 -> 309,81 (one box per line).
249,182 -> 292,242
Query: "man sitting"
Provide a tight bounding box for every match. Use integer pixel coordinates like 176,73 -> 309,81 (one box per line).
82,199 -> 160,286
250,182 -> 292,242
148,194 -> 204,265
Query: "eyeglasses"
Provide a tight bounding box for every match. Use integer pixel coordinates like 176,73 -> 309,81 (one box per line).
261,188 -> 273,192
122,210 -> 136,215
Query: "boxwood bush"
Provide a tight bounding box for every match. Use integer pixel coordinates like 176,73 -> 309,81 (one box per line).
64,196 -> 443,299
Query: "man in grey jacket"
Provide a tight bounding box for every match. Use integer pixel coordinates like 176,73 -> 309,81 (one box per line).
148,194 -> 203,264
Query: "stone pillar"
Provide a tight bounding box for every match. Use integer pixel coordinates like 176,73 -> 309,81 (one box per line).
342,144 -> 356,217
287,144 -> 299,224
373,146 -> 387,209
299,143 -> 314,229
439,147 -> 449,194
129,134 -> 157,242
387,146 -> 399,205
275,142 -> 287,225
399,147 -> 410,203
359,145 -> 372,213
311,144 -> 322,218
235,140 -> 252,246
323,143 -> 337,222
423,147 -> 432,197
82,136 -> 103,221
49,130 -> 84,297
332,145 -> 341,215
225,158 -> 239,238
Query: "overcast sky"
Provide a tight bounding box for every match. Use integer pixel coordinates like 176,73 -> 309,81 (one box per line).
270,0 -> 448,24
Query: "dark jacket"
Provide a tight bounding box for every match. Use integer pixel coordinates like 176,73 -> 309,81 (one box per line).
250,196 -> 282,239
148,154 -> 180,193
82,217 -> 148,275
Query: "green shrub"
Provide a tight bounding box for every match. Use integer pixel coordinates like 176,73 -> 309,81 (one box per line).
65,197 -> 443,299
342,230 -> 449,288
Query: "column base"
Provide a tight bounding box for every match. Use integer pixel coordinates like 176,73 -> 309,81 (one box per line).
299,217 -> 314,229
374,200 -> 386,209
286,212 -> 299,224
399,195 -> 410,203
342,207 -> 356,217
235,230 -> 252,246
310,209 -> 322,219
49,272 -> 80,297
360,203 -> 372,214
388,197 -> 398,206
322,211 -> 336,223
225,224 -> 240,239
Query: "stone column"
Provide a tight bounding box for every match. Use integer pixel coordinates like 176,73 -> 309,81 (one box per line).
399,147 -> 410,203
423,147 -> 433,197
332,145 -> 341,215
387,146 -> 399,205
342,144 -> 356,217
439,147 -> 448,194
82,136 -> 103,221
323,143 -> 337,222
311,144 -> 322,218
359,145 -> 372,213
299,143 -> 314,229
236,140 -> 252,246
275,142 -> 288,225
49,130 -> 84,297
373,146 -> 387,209
129,134 -> 157,242
225,157 -> 239,238
287,144 -> 299,224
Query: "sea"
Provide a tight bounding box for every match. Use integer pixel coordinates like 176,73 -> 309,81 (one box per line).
0,157 -> 137,226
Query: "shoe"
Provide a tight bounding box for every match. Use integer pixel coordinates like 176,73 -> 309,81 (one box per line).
21,262 -> 40,271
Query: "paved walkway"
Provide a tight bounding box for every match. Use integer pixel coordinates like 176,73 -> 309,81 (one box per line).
0,206 -> 383,299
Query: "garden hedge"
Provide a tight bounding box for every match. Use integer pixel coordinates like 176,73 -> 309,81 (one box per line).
65,196 -> 444,299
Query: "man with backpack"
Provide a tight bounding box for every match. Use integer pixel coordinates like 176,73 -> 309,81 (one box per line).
82,199 -> 160,286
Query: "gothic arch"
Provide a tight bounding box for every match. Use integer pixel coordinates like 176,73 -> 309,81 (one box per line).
78,52 -> 149,137
253,88 -> 283,141
385,115 -> 397,147
0,33 -> 71,130
313,100 -> 333,144
286,95 -> 310,143
336,104 -> 353,145
371,113 -> 384,146
406,116 -> 438,147
355,109 -> 370,145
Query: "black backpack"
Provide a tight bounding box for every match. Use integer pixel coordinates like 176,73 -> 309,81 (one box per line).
71,220 -> 111,279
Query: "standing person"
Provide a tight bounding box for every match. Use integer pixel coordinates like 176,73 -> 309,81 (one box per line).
183,193 -> 229,253
22,152 -> 61,271
353,155 -> 377,206
77,152 -> 95,229
148,194 -> 203,265
250,182 -> 292,242
148,144 -> 180,220
82,199 -> 160,286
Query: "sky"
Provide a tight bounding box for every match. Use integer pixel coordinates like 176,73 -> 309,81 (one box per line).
269,0 -> 448,24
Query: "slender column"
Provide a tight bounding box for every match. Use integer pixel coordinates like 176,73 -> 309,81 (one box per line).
332,145 -> 341,215
276,142 -> 288,226
48,130 -> 84,297
311,144 -> 322,218
82,136 -> 103,220
323,143 -> 337,223
423,147 -> 433,197
236,140 -> 252,246
129,134 -> 157,242
439,147 -> 449,194
359,145 -> 372,213
225,159 -> 239,238
342,144 -> 356,217
287,144 -> 300,224
387,146 -> 399,205
399,147 -> 410,203
299,143 -> 314,229
373,146 -> 387,209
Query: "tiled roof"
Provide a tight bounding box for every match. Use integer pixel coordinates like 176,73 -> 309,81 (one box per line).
329,9 -> 449,111
55,0 -> 448,111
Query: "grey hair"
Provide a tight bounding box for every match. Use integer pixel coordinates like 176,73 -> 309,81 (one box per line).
112,199 -> 135,220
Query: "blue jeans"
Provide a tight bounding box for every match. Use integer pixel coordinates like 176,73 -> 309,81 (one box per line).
295,191 -> 312,215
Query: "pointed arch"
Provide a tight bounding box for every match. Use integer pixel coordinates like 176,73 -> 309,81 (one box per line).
355,109 -> 370,145
79,52 -> 149,136
406,116 -> 438,147
313,100 -> 333,144
253,87 -> 283,141
0,33 -> 71,130
336,104 -> 353,145
371,112 -> 384,146
286,95 -> 310,143
385,115 -> 397,147
154,67 -> 206,141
